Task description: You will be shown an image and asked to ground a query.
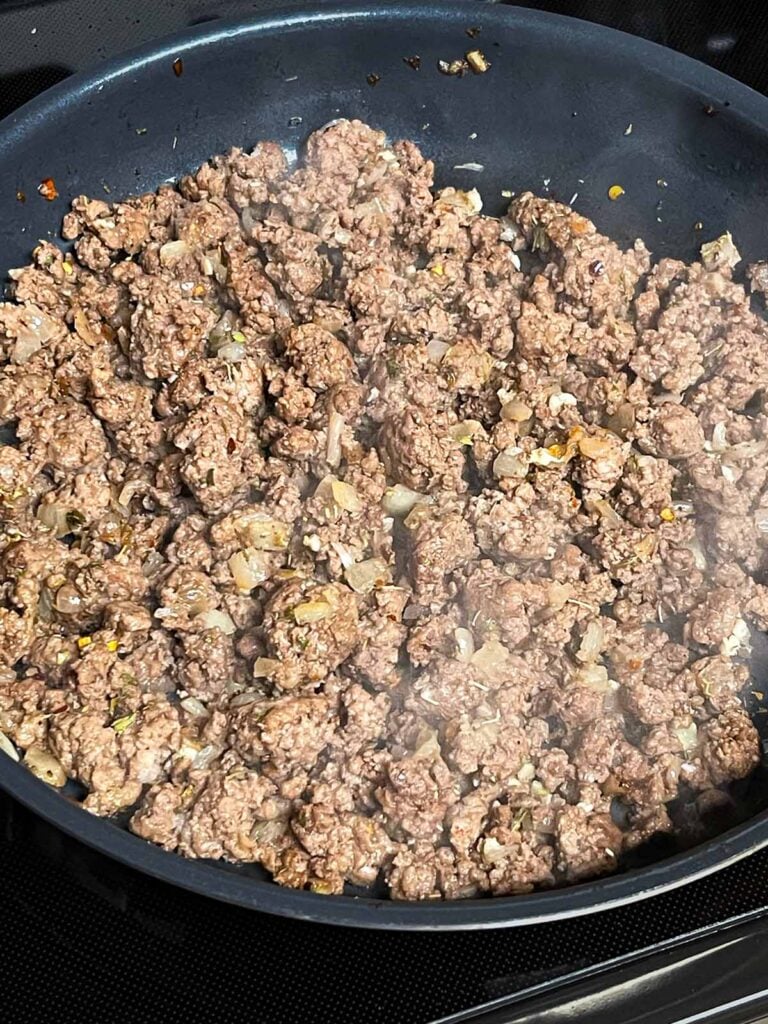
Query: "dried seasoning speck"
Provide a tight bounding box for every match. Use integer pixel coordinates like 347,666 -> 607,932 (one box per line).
288,115 -> 303,127
703,103 -> 717,116
403,55 -> 422,70
173,57 -> 184,77
136,127 -> 148,135
694,221 -> 704,231
15,190 -> 26,203
466,26 -> 480,38
366,73 -> 381,87
624,123 -> 633,135
38,178 -> 58,201
656,178 -> 668,188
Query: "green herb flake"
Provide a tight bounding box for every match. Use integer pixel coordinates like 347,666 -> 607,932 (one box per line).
112,712 -> 136,735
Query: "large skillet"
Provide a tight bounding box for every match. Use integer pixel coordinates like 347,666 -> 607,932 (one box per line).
2,1 -> 768,930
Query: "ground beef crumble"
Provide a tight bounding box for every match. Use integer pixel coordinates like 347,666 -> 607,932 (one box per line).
1,119 -> 766,901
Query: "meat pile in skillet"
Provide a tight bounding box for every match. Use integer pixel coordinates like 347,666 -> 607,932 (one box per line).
1,119 -> 768,900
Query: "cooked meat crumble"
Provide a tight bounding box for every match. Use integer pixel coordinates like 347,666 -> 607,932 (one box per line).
1,119 -> 767,900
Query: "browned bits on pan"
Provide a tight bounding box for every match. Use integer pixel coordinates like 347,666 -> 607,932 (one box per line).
466,26 -> 481,38
227,437 -> 236,455
173,57 -> 184,77
15,190 -> 26,203
37,178 -> 58,201
466,49 -> 490,74
403,55 -> 422,71
366,73 -> 381,87
438,58 -> 469,77
589,259 -> 606,277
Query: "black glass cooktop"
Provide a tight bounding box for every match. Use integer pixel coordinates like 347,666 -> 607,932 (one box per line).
4,3 -> 768,1022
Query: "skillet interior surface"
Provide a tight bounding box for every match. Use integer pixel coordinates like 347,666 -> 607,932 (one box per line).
2,1 -> 768,928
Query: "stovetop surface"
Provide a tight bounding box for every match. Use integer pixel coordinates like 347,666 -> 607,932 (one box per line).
3,3 -> 768,1022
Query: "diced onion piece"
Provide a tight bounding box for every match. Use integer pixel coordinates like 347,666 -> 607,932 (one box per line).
755,509 -> 768,534
230,690 -> 263,707
228,548 -> 270,592
684,535 -> 708,571
180,697 -> 209,718
517,761 -> 535,783
330,541 -> 356,568
159,240 -> 190,266
414,727 -> 441,760
530,446 -> 568,467
493,447 -> 528,479
24,746 -> 66,787
196,609 -> 236,635
344,557 -> 391,594
471,638 -> 510,671
700,231 -> 741,272
326,409 -> 344,467
426,338 -> 451,362
454,627 -> 475,663
208,310 -> 237,352
293,600 -> 333,625
403,501 -> 434,530
675,721 -> 699,753
574,664 -> 613,692
0,730 -> 19,762
36,502 -> 71,538
252,658 -> 281,679
531,780 -> 551,800
434,187 -> 483,217
501,399 -> 533,422
330,478 -> 362,513
548,391 -> 578,416
244,516 -> 289,551
710,421 -> 728,453
578,435 -> 615,459
592,497 -> 623,529
382,484 -> 424,516
480,837 -> 506,864
720,617 -> 751,657
191,743 -> 223,770
450,419 -> 484,446
218,341 -> 246,362
577,620 -> 605,663
633,534 -> 657,561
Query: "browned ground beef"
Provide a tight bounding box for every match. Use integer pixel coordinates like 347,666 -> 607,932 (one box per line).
1,119 -> 767,900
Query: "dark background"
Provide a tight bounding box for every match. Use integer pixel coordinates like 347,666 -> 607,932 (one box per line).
4,3 -> 768,1023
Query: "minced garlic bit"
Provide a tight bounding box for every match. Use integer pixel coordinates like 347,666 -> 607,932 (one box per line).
608,184 -> 625,201
465,50 -> 490,74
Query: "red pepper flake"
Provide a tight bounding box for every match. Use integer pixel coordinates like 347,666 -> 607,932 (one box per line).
38,177 -> 58,201
366,73 -> 381,87
403,55 -> 422,71
15,190 -> 26,203
173,57 -> 184,77
226,437 -> 236,455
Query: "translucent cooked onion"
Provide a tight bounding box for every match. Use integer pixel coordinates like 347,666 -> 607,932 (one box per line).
500,399 -> 533,422
159,240 -> 190,266
684,536 -> 708,571
228,549 -> 270,592
0,730 -> 19,762
24,746 -> 66,787
293,600 -> 333,625
675,721 -> 699,753
592,497 -> 624,529
243,516 -> 289,551
54,582 -> 83,615
218,341 -> 246,362
710,421 -> 728,453
577,620 -> 605,663
471,639 -> 510,670
755,509 -> 768,534
720,617 -> 751,657
382,484 -> 424,516
252,658 -> 281,679
11,305 -> 59,365
196,609 -> 236,635
191,743 -> 223,770
548,391 -> 578,416
414,727 -> 442,760
208,310 -> 237,353
36,502 -> 70,538
326,409 -> 344,467
426,338 -> 451,362
322,477 -> 361,514
493,447 -> 528,479
344,557 -> 391,594
73,309 -> 102,346
450,420 -> 484,446
180,697 -> 209,718
574,664 -> 614,692
454,627 -> 475,663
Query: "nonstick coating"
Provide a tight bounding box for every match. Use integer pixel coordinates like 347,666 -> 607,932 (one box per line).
2,1 -> 768,930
